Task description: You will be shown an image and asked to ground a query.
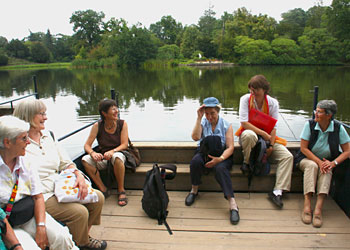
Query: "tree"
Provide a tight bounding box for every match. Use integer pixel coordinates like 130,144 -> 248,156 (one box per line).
305,5 -> 328,29
54,34 -> 75,62
271,38 -> 301,64
27,31 -> 45,42
234,36 -> 276,64
327,0 -> 350,41
197,5 -> 219,58
180,25 -> 200,58
112,25 -> 158,66
298,28 -> 339,64
0,52 -> 8,66
70,9 -> 105,47
149,15 -> 183,45
6,39 -> 30,59
157,44 -> 180,60
277,8 -> 307,41
29,42 -> 51,63
251,15 -> 277,41
0,36 -> 8,48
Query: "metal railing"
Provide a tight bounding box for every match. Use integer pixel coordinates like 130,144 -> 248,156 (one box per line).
0,76 -> 39,111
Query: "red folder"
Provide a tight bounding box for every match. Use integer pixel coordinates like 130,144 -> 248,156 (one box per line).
248,109 -> 277,134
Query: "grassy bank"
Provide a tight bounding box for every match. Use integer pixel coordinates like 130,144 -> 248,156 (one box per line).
0,62 -> 71,70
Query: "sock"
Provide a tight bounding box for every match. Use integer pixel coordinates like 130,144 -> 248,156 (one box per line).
273,189 -> 282,196
229,197 -> 238,210
191,186 -> 198,194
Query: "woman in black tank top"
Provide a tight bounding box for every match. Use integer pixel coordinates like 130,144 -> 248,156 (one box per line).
82,99 -> 129,206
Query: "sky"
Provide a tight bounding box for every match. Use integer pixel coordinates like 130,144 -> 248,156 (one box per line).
1,0 -> 332,40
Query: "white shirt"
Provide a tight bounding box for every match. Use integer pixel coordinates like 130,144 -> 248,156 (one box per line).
0,155 -> 42,206
239,93 -> 279,123
23,130 -> 76,201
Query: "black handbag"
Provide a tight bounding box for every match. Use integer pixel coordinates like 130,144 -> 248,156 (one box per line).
8,196 -> 35,227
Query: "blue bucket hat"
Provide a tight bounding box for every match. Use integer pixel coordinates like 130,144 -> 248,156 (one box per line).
203,97 -> 221,108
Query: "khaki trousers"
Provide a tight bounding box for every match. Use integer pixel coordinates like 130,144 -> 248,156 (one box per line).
45,190 -> 104,246
240,130 -> 293,191
299,158 -> 332,195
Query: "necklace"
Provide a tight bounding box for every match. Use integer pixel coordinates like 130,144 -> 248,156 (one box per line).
105,121 -> 116,130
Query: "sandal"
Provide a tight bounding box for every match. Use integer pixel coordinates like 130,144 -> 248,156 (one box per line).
117,191 -> 128,206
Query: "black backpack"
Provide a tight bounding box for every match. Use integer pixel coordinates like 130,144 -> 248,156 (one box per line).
247,135 -> 271,186
141,164 -> 177,235
199,135 -> 224,163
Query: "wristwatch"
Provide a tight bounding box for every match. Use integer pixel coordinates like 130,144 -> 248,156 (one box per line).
37,222 -> 46,227
334,160 -> 338,166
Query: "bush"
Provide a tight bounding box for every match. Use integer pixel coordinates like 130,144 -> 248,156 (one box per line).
0,53 -> 8,66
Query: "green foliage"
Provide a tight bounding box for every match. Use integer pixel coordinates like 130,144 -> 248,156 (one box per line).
157,44 -> 180,60
6,39 -> 30,59
0,51 -> 8,66
234,36 -> 276,64
0,36 -> 8,48
110,25 -> 158,66
29,42 -> 51,63
149,15 -> 183,45
271,38 -> 300,64
277,8 -> 307,41
298,28 -> 339,64
327,0 -> 350,41
70,9 -> 105,47
180,25 -> 200,58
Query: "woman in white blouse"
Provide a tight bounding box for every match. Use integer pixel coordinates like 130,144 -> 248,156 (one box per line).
14,100 -> 107,250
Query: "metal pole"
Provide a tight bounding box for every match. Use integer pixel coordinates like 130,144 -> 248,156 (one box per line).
33,75 -> 39,99
312,86 -> 319,119
111,89 -> 115,101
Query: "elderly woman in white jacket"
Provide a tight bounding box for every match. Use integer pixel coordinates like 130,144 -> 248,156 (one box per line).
0,115 -> 78,250
14,99 -> 106,250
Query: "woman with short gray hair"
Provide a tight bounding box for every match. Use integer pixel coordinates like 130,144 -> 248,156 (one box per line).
0,116 -> 78,250
296,99 -> 350,228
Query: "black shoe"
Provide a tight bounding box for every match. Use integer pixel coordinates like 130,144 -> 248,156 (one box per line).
185,192 -> 198,206
240,163 -> 251,176
268,191 -> 283,208
230,209 -> 240,225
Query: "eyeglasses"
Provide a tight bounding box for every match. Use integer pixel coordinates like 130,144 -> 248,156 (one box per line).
314,110 -> 325,115
18,135 -> 29,142
38,112 -> 47,117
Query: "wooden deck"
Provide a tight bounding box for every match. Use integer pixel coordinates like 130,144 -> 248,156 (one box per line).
90,190 -> 350,250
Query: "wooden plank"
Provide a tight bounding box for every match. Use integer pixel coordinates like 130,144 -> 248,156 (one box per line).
89,191 -> 350,250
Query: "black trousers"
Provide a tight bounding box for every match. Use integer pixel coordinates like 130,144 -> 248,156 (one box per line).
190,149 -> 234,198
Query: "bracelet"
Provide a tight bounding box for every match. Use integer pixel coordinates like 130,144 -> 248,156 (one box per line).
9,243 -> 21,250
89,151 -> 95,156
220,155 -> 225,161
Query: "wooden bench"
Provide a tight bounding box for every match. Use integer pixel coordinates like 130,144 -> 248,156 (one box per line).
121,141 -> 303,192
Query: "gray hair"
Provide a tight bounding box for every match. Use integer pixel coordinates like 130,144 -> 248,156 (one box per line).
317,100 -> 337,119
0,116 -> 29,149
13,99 -> 46,127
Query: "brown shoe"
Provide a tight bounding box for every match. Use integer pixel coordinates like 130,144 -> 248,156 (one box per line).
301,211 -> 312,224
312,214 -> 323,228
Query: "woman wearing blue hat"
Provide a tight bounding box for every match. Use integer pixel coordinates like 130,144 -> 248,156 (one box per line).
185,97 -> 239,225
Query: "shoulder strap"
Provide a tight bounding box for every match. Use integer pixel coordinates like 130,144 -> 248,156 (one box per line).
158,164 -> 177,180
5,169 -> 20,219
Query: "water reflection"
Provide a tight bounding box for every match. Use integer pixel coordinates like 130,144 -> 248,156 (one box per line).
1,66 -> 349,146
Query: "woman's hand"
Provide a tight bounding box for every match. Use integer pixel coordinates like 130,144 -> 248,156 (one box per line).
204,155 -> 222,168
103,150 -> 115,161
320,158 -> 334,174
266,146 -> 273,157
35,226 -> 49,250
73,171 -> 88,200
91,151 -> 103,162
197,105 -> 205,119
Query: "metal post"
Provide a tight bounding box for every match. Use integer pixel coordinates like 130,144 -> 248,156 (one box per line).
111,89 -> 115,101
33,75 -> 39,99
312,86 -> 319,119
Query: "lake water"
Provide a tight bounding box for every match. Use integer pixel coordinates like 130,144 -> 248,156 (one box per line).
1,65 -> 349,158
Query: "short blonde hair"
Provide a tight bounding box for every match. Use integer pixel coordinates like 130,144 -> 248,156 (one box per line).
0,115 -> 29,149
13,99 -> 46,127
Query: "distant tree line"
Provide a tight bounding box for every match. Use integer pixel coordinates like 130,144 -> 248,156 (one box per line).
0,0 -> 349,67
